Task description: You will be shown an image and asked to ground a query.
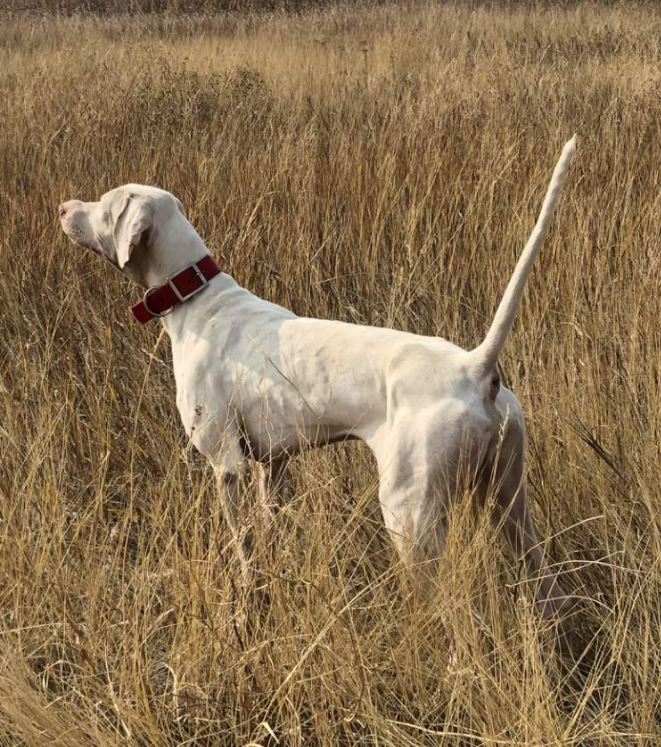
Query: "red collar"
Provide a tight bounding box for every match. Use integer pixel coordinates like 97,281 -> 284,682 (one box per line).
131,255 -> 221,324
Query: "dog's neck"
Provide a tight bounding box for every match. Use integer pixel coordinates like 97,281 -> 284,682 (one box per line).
126,216 -> 211,290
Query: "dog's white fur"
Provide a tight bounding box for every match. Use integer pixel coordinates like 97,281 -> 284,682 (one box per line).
60,137 -> 576,616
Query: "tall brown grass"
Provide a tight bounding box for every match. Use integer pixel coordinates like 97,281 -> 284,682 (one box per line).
0,2 -> 660,744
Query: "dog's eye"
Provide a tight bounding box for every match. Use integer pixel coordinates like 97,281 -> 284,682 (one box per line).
490,376 -> 500,399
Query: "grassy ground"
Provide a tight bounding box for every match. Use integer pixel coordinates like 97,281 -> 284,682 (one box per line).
0,2 -> 660,744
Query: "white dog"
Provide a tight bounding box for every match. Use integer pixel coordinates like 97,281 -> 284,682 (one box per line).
59,137 -> 576,617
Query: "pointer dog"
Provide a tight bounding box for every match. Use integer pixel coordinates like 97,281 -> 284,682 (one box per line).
59,137 -> 576,617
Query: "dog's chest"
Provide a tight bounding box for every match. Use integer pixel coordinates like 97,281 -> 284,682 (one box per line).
169,316 -> 322,457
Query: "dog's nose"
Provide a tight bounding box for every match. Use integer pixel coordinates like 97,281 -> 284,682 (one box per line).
58,200 -> 79,218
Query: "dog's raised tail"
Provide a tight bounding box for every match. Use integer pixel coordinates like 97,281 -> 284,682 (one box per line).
468,136 -> 576,377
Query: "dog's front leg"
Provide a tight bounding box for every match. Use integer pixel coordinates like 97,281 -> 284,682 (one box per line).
215,467 -> 251,584
190,412 -> 253,584
256,457 -> 292,526
206,435 -> 252,586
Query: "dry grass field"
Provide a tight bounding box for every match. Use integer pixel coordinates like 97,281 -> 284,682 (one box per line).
1,1 -> 660,744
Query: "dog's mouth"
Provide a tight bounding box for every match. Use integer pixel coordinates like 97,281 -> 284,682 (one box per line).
61,223 -> 103,257
70,235 -> 99,255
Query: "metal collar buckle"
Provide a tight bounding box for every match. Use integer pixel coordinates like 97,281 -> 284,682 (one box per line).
168,263 -> 208,302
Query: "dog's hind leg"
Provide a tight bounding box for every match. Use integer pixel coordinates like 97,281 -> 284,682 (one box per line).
502,481 -> 569,619
368,406 -> 476,577
373,446 -> 448,576
488,397 -> 569,618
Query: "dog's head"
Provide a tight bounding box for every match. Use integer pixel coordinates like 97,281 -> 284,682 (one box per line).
59,184 -> 201,286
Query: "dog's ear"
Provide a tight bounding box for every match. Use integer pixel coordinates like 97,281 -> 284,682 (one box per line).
113,195 -> 152,269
